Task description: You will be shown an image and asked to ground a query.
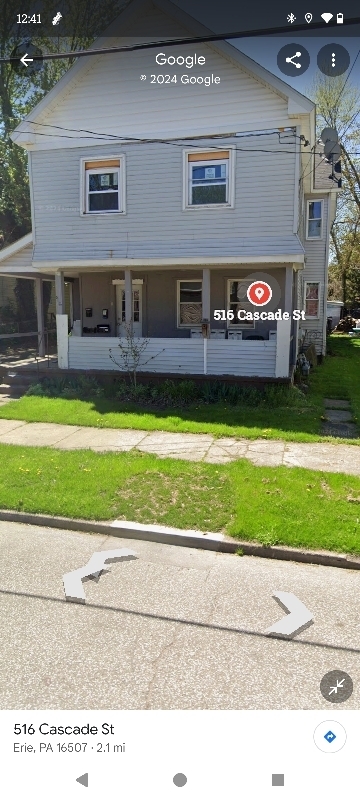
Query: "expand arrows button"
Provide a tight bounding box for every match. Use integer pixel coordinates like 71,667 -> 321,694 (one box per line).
265,591 -> 314,638
20,53 -> 33,67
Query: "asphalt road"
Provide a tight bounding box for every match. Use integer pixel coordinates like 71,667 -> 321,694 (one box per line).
0,521 -> 359,710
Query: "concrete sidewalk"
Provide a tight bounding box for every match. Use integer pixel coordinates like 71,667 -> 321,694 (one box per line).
0,417 -> 360,475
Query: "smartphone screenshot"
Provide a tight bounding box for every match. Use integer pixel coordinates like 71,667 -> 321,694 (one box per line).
0,1 -> 359,796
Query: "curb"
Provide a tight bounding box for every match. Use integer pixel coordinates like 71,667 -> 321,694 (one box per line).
0,509 -> 360,571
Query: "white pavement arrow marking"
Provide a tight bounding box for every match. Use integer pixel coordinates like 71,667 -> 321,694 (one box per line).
265,591 -> 314,638
63,549 -> 137,603
20,53 -> 34,67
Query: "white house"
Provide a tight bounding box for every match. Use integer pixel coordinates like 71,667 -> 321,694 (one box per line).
0,0 -> 340,380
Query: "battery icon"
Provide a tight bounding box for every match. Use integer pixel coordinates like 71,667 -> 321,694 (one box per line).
337,13 -> 343,23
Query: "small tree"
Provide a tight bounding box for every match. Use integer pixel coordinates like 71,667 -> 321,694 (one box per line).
109,322 -> 164,388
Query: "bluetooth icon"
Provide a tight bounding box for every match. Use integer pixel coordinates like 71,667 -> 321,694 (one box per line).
287,13 -> 296,23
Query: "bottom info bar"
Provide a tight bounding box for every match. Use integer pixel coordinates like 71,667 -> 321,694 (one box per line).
1,710 -> 358,798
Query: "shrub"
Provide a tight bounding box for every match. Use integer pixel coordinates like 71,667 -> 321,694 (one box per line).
25,375 -> 301,410
26,376 -> 104,399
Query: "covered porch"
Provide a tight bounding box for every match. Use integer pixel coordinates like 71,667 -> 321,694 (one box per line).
54,263 -> 302,380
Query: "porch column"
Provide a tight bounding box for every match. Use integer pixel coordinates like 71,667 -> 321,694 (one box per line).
55,271 -> 65,315
202,270 -> 211,375
202,268 -> 210,322
124,269 -> 132,332
275,266 -> 293,378
284,265 -> 293,315
292,268 -> 300,364
35,276 -> 45,357
55,272 -> 68,368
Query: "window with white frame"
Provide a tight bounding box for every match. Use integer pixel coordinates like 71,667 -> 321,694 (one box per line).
307,200 -> 323,238
304,281 -> 320,318
186,151 -> 231,207
84,158 -> 122,213
227,280 -> 255,328
177,280 -> 202,326
120,289 -> 140,322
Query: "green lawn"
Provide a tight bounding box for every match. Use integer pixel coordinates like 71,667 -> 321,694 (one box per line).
1,443 -> 360,554
0,335 -> 359,443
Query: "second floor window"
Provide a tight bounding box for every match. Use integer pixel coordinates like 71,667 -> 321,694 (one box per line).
84,158 -> 122,213
307,200 -> 323,238
186,151 -> 231,207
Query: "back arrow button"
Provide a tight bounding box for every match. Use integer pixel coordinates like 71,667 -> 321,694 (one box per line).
20,53 -> 33,67
10,42 -> 43,75
76,773 -> 88,788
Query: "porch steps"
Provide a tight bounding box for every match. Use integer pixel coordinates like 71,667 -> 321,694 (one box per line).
0,370 -> 35,400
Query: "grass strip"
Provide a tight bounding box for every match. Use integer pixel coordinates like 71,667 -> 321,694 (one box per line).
1,443 -> 360,555
0,394 -> 324,442
0,336 -> 359,444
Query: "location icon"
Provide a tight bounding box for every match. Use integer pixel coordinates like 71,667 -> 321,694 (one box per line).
247,281 -> 272,306
305,12 -> 312,23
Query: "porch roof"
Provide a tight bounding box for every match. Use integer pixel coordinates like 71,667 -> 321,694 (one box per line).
35,235 -> 304,260
31,235 -> 305,272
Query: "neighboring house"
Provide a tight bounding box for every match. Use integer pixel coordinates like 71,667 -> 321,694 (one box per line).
0,0 -> 340,379
327,300 -> 344,330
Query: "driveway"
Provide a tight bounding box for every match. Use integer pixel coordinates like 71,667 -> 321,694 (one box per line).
0,521 -> 359,710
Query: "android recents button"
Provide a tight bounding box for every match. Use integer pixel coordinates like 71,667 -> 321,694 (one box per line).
272,774 -> 284,786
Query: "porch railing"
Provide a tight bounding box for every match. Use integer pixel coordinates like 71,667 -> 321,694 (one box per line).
57,315 -> 291,378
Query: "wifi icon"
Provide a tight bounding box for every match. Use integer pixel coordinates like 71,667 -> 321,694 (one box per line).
321,12 -> 334,22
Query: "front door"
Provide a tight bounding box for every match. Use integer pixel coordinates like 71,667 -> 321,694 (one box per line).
116,283 -> 142,337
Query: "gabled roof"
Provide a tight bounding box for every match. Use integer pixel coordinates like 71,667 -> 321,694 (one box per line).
0,233 -> 32,262
11,0 -> 314,146
314,142 -> 342,190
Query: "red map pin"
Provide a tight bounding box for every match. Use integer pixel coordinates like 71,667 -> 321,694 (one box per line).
247,281 -> 272,306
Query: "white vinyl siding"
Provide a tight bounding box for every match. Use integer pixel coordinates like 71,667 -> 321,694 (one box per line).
31,132 -> 298,262
68,336 -> 277,377
302,195 -> 329,354
26,27 -> 289,145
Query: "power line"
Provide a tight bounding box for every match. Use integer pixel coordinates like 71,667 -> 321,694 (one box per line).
19,130 -> 315,153
24,121 -> 310,151
300,43 -> 360,185
2,16 -> 360,63
26,121 -> 302,141
334,47 -> 360,114
16,122 -> 360,155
